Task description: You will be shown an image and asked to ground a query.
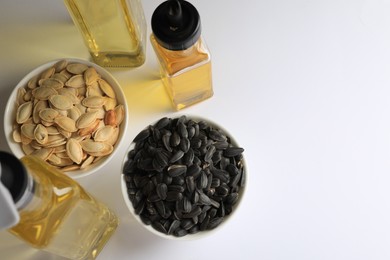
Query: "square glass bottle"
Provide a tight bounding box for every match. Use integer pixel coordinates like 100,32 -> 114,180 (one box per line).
64,0 -> 146,67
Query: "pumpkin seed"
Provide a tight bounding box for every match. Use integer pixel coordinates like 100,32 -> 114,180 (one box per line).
39,108 -> 59,123
84,67 -> 101,86
40,67 -> 55,80
82,96 -> 105,108
34,124 -> 49,145
66,63 -> 88,74
65,74 -> 85,88
21,123 -> 36,139
32,87 -> 58,100
40,78 -> 64,89
93,125 -> 115,142
54,116 -> 77,132
98,79 -> 116,98
16,101 -> 33,124
54,59 -> 68,72
66,138 -> 83,164
76,111 -> 97,129
49,95 -> 73,110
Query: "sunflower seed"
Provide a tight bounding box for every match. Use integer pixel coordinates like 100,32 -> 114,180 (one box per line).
167,164 -> 187,177
169,150 -> 184,163
170,132 -> 180,147
168,219 -> 181,235
224,147 -> 245,157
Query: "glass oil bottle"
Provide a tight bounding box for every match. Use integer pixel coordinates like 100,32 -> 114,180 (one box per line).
64,0 -> 146,67
150,0 -> 213,110
0,152 -> 118,260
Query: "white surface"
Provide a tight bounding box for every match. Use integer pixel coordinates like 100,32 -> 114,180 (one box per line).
1,0 -> 390,259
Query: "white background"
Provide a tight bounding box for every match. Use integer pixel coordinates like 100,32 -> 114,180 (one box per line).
1,0 -> 390,259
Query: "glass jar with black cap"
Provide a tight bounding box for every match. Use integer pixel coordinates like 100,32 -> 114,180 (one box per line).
151,0 -> 213,110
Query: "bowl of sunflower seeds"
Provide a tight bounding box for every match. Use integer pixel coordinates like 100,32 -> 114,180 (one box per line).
4,58 -> 128,179
121,115 -> 246,239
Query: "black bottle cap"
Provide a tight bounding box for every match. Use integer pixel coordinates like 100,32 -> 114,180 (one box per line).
152,0 -> 201,50
0,152 -> 28,203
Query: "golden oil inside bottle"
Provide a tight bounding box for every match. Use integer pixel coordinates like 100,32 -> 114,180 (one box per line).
151,36 -> 213,110
9,156 -> 118,260
64,0 -> 145,67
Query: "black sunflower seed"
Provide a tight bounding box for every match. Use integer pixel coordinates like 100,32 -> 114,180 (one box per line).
166,191 -> 183,201
155,200 -> 166,217
211,178 -> 220,188
216,184 -> 229,196
168,220 -> 181,235
170,150 -> 184,163
187,126 -> 195,139
174,229 -> 188,237
187,164 -> 201,177
226,164 -> 240,176
162,134 -> 172,152
229,171 -> 242,188
156,183 -> 168,200
178,122 -> 188,138
133,128 -> 150,142
209,129 -> 227,142
198,191 -> 211,206
182,148 -> 195,166
226,192 -> 239,205
197,171 -> 208,190
152,221 -> 167,234
180,219 -> 195,230
224,147 -> 245,157
204,145 -> 216,163
170,132 -> 181,147
167,165 -> 187,177
180,137 -> 190,153
155,117 -> 170,129
154,152 -> 169,170
168,184 -> 185,193
214,141 -> 229,150
189,225 -> 200,234
200,215 -> 210,231
182,196 -> 192,213
208,208 -> 218,218
207,217 -> 224,230
185,176 -> 195,194
182,206 -> 202,218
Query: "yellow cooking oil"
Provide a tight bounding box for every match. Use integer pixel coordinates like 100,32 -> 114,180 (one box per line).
9,155 -> 118,260
64,0 -> 146,67
151,36 -> 213,110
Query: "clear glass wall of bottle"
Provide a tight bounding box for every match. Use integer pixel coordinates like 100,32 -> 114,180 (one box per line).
9,155 -> 118,260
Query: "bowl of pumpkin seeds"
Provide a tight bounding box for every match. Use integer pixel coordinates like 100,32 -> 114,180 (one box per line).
121,115 -> 246,239
4,58 -> 128,179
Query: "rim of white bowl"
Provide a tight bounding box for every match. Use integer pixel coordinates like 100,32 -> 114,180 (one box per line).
4,58 -> 128,179
120,114 -> 247,240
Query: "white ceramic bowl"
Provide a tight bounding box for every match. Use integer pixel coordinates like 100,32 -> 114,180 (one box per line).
4,58 -> 128,179
121,115 -> 246,240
